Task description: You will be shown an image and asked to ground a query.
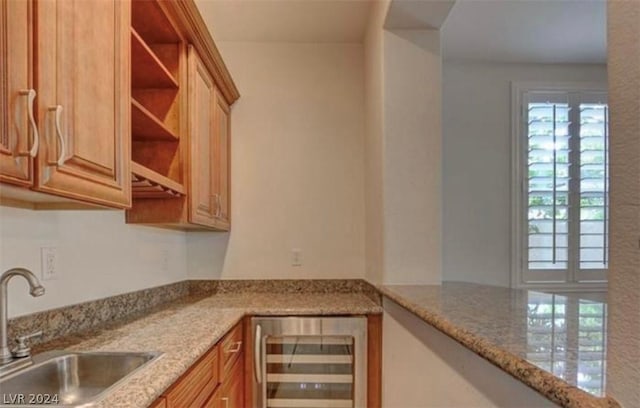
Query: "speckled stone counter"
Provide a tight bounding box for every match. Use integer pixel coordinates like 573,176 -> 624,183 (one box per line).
379,283 -> 618,408
45,292 -> 381,408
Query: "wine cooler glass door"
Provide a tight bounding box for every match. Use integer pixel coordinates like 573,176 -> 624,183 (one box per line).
253,317 -> 367,408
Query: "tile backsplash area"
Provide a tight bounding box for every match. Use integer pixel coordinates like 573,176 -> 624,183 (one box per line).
8,279 -> 381,351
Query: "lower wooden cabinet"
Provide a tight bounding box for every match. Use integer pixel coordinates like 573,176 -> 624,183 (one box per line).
149,397 -> 167,408
205,353 -> 244,408
149,315 -> 381,408
150,321 -> 243,408
164,343 -> 220,408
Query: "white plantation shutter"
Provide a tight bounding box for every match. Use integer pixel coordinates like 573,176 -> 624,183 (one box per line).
526,97 -> 570,278
516,86 -> 608,286
578,97 -> 608,280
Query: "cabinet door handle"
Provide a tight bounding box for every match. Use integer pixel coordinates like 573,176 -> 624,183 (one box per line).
213,193 -> 221,218
19,89 -> 39,157
49,105 -> 66,166
254,324 -> 262,384
221,397 -> 229,408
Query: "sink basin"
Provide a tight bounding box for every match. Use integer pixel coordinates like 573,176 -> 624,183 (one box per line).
0,350 -> 162,407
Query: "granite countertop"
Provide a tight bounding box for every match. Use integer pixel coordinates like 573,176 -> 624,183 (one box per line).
378,283 -> 617,408
56,292 -> 381,408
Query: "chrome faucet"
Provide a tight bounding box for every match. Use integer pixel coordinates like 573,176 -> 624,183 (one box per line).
0,268 -> 45,365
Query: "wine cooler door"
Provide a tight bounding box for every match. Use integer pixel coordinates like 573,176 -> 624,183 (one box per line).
253,317 -> 367,408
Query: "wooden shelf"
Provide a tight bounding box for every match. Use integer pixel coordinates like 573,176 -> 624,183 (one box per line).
131,98 -> 179,141
131,162 -> 185,199
131,28 -> 179,89
132,0 -> 180,44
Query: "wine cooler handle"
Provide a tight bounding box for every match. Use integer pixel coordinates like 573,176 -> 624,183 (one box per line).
254,324 -> 262,384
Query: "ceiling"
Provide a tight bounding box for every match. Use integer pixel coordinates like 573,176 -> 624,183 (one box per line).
385,0 -> 456,30
441,0 -> 607,64
195,0 -> 372,43
196,0 -> 606,63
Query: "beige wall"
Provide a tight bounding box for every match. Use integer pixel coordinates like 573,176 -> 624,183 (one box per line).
383,298 -> 558,407
188,41 -> 366,280
0,207 -> 187,317
364,4 -> 443,285
607,1 -> 640,406
2,40 -> 368,318
363,0 -> 389,285
382,29 -> 442,285
442,61 -> 607,287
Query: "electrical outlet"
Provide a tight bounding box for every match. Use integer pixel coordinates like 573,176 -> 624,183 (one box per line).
40,247 -> 58,280
291,248 -> 302,267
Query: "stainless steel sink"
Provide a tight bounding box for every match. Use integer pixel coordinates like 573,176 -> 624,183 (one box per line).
0,350 -> 162,407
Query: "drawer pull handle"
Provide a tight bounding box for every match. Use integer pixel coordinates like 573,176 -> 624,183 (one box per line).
227,341 -> 242,353
221,397 -> 229,408
19,89 -> 39,157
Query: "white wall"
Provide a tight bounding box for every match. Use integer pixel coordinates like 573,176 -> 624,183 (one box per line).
188,41 -> 366,280
383,298 -> 558,407
442,61 -> 607,287
0,206 -> 187,318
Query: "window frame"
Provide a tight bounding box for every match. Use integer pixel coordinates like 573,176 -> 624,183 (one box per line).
511,81 -> 609,290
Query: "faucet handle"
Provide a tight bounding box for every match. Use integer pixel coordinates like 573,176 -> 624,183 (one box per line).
12,331 -> 43,358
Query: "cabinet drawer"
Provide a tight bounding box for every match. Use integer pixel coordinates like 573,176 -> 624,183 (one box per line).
222,353 -> 244,408
219,322 -> 243,378
206,353 -> 244,408
164,345 -> 220,408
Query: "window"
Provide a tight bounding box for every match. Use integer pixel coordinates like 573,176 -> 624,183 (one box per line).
512,83 -> 608,287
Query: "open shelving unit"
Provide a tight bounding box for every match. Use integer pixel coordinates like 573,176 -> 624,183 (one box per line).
129,0 -> 184,200
126,0 -> 239,230
131,28 -> 179,89
131,98 -> 179,142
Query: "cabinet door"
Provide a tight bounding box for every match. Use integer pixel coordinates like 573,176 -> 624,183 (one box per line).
225,354 -> 244,408
0,0 -> 34,186
215,354 -> 244,408
34,0 -> 131,208
213,89 -> 231,230
187,46 -> 217,227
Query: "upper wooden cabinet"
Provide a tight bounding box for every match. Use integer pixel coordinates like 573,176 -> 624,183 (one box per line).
213,89 -> 231,229
125,0 -> 236,231
1,0 -> 237,223
34,0 -> 131,208
187,47 -> 231,230
0,0 -> 33,187
0,0 -> 131,209
188,47 -> 218,228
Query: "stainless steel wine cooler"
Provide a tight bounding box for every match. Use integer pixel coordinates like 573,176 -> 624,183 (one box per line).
251,316 -> 368,408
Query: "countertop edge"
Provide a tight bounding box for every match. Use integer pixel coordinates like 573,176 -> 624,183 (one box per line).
377,286 -> 621,408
